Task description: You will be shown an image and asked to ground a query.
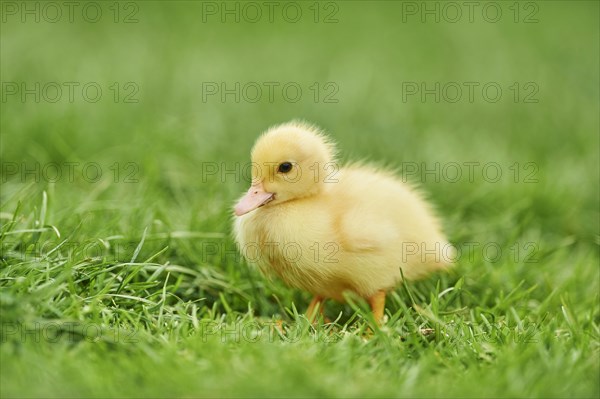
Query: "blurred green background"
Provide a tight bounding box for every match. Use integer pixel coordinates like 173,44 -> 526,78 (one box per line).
1,1 -> 598,398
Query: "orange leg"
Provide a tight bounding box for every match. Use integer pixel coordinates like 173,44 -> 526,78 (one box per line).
367,290 -> 386,324
305,296 -> 325,323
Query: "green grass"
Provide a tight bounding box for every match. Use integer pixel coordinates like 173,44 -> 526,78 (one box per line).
1,1 -> 599,398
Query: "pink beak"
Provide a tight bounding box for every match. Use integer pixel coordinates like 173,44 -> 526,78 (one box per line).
234,181 -> 274,216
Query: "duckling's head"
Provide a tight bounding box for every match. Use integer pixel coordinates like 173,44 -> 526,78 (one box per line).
234,121 -> 336,216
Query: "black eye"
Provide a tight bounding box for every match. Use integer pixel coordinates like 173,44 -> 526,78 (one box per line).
278,162 -> 293,173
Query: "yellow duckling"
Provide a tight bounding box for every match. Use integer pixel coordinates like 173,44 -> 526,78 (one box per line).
233,121 -> 452,323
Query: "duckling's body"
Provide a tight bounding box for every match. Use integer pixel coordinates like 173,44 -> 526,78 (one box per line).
234,122 -> 451,321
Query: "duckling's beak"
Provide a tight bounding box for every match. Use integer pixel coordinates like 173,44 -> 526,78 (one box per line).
234,181 -> 275,216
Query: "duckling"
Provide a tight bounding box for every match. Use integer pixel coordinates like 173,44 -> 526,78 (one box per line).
233,121 -> 452,323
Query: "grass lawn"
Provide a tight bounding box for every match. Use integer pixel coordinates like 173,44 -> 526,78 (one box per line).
1,1 -> 598,398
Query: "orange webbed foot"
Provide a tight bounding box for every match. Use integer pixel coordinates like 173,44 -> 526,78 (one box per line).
367,290 -> 386,325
